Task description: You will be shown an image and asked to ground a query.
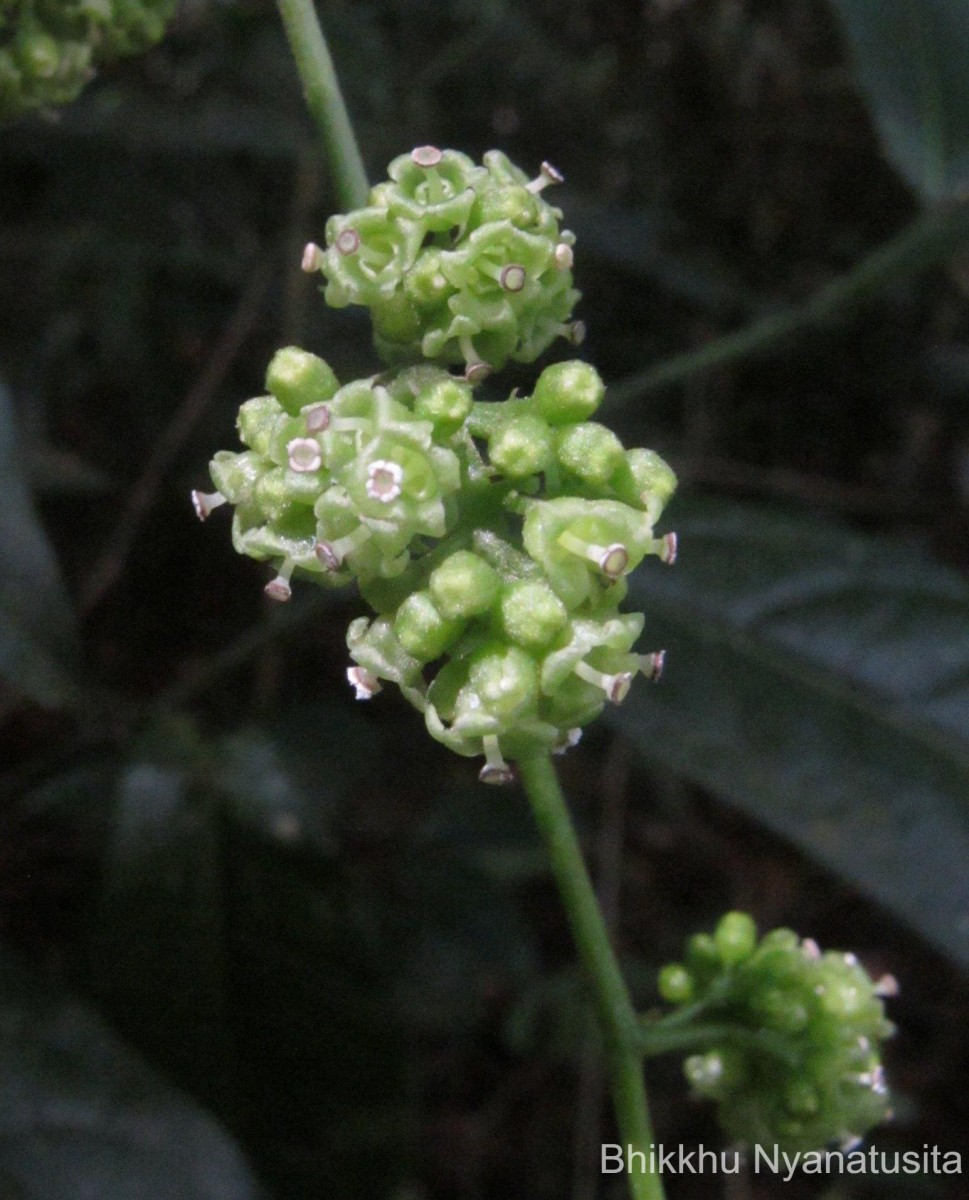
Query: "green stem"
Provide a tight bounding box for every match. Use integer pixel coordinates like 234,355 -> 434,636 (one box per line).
639,1020 -> 798,1066
608,199 -> 969,404
518,753 -> 665,1200
275,0 -> 369,210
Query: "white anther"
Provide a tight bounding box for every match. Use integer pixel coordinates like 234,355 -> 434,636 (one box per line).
598,542 -> 629,579
640,650 -> 666,682
366,459 -> 404,502
838,1134 -> 864,1154
264,557 -> 295,602
557,530 -> 629,579
573,660 -> 634,704
287,437 -> 322,473
499,263 -> 526,292
567,320 -> 586,345
191,490 -> 226,521
347,665 -> 383,700
553,727 -> 583,756
301,242 -> 324,272
526,160 -> 564,193
335,228 -> 360,255
411,145 -> 443,168
801,938 -> 821,961
843,952 -> 859,967
874,974 -> 899,997
479,735 -> 514,785
304,404 -> 331,433
314,524 -> 372,572
553,242 -> 574,270
659,531 -> 677,564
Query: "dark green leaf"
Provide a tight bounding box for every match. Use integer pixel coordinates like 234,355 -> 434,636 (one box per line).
829,0 -> 969,201
611,496 -> 969,969
0,944 -> 263,1200
0,380 -> 77,707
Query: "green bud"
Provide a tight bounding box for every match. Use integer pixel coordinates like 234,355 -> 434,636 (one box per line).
237,395 -> 282,456
394,590 -> 464,661
265,346 -> 339,416
466,643 -> 540,722
429,551 -> 500,620
714,911 -> 757,966
499,579 -> 568,648
413,376 -> 473,436
554,421 -> 626,487
532,361 -> 604,425
658,963 -> 693,1005
489,414 -> 554,479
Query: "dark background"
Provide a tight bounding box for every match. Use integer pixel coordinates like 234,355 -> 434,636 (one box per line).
1,1 -> 968,1198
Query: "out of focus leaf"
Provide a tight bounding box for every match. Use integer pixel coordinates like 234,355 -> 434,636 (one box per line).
611,496 -> 969,970
0,943 -> 262,1200
0,380 -> 77,707
829,0 -> 969,201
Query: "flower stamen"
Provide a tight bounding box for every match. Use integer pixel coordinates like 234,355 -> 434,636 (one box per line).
479,735 -> 514,785
347,665 -> 382,700
573,660 -> 634,704
366,459 -> 404,502
557,530 -> 629,579
526,161 -> 564,193
315,525 -> 372,571
287,437 -> 323,473
191,490 -> 226,521
264,557 -> 295,602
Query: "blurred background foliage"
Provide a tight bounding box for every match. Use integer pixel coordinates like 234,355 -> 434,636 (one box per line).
1,0 -> 969,1197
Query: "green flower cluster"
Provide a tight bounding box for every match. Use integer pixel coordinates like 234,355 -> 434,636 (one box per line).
656,913 -> 896,1154
0,0 -> 176,120
303,147 -> 581,375
195,148 -> 677,783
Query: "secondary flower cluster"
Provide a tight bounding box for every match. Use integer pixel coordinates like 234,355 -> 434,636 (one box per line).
194,350 -> 676,783
0,0 -> 176,119
656,913 -> 896,1154
302,147 -> 581,375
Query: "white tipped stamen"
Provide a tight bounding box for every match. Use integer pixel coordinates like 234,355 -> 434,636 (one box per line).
499,263 -> 526,292
802,938 -> 821,961
347,665 -> 382,700
553,727 -> 583,756
412,144 -> 443,168
838,1135 -> 864,1154
640,650 -> 666,681
553,242 -> 574,270
573,661 -> 634,704
654,531 -> 677,564
526,160 -> 564,193
857,1036 -> 871,1053
366,459 -> 404,502
557,530 -> 629,579
335,228 -> 361,255
191,490 -> 226,521
301,242 -> 324,272
287,437 -> 323,473
567,320 -> 586,345
479,735 -> 514,785
459,334 -> 491,383
304,404 -> 331,433
264,557 -> 295,602
843,952 -> 859,967
874,974 -> 899,998
314,525 -> 372,571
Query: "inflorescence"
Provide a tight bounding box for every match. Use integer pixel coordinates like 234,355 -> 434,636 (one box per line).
656,913 -> 896,1154
0,0 -> 177,120
193,147 -> 676,783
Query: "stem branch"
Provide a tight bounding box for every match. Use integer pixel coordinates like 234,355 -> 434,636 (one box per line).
518,753 -> 665,1200
275,0 -> 369,209
609,199 -> 969,404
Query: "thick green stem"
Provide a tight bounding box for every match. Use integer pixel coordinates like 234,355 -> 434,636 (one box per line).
275,0 -> 369,210
518,753 -> 665,1200
608,199 -> 969,404
639,1020 -> 798,1066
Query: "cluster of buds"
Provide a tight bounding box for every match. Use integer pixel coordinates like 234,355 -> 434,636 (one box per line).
656,913 -> 896,1154
195,149 -> 677,783
303,147 -> 581,375
0,0 -> 177,120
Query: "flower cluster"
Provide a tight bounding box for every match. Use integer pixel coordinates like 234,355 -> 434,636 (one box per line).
195,149 -> 677,783
303,147 -> 581,375
656,913 -> 896,1154
0,0 -> 176,119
